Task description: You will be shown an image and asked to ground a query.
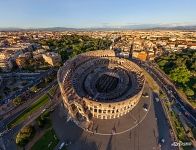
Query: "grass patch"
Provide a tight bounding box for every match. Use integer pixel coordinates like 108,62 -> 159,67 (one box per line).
170,110 -> 193,149
163,101 -> 193,150
141,68 -> 160,93
31,129 -> 59,150
8,94 -> 49,128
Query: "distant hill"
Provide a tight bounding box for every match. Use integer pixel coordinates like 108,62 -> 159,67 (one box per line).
149,25 -> 196,31
0,27 -> 79,32
0,25 -> 196,31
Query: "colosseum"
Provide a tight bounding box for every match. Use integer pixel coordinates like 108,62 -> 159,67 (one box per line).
57,50 -> 145,123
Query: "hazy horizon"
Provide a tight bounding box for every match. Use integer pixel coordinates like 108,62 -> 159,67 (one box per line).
0,0 -> 196,28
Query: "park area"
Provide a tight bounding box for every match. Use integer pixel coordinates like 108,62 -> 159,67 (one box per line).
8,94 -> 49,128
31,129 -> 59,150
156,49 -> 196,108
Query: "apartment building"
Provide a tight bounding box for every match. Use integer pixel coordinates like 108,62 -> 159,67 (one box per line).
0,58 -> 13,72
42,52 -> 62,66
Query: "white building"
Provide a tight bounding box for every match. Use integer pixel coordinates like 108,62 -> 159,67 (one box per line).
42,52 -> 62,66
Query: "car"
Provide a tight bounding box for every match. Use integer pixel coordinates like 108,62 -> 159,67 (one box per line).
158,138 -> 165,145
42,109 -> 46,113
142,93 -> 149,98
155,97 -> 159,102
58,142 -> 65,149
143,104 -> 148,111
160,138 -> 165,144
66,116 -> 71,122
143,107 -> 148,111
65,140 -> 72,146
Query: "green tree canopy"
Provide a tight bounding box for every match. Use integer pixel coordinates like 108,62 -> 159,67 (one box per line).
13,97 -> 23,106
38,34 -> 112,61
193,83 -> 196,89
30,86 -> 38,93
156,49 -> 195,103
185,88 -> 194,97
16,125 -> 34,146
169,65 -> 191,84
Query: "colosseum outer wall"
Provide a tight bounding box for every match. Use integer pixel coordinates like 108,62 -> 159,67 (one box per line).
58,50 -> 145,121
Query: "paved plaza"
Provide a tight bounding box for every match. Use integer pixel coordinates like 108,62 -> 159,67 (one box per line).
51,84 -> 159,150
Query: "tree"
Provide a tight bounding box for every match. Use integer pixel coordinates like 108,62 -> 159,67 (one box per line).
36,111 -> 50,128
175,57 -> 186,67
193,83 -> 196,89
38,34 -> 112,62
191,61 -> 196,70
169,65 -> 191,84
157,59 -> 168,67
185,88 -> 194,97
16,125 -> 34,147
13,97 -> 23,106
30,86 -> 38,93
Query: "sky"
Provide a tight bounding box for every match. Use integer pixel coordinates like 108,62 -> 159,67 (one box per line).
0,0 -> 196,28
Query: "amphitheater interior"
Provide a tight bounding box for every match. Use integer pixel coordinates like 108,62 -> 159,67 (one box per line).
58,50 -> 145,122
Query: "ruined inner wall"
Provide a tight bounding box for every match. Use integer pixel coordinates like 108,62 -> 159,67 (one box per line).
57,50 -> 145,120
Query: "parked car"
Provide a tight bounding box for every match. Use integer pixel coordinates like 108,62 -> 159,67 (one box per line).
58,142 -> 65,150
142,93 -> 149,98
65,140 -> 72,146
159,138 -> 165,145
155,97 -> 159,102
143,103 -> 148,111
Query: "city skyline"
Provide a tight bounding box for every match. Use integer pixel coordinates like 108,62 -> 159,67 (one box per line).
0,1 -> 196,149
0,29 -> 196,149
0,0 -> 196,28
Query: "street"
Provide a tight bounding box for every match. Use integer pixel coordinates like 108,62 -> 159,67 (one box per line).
152,92 -> 174,150
0,81 -> 59,150
133,59 -> 196,127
